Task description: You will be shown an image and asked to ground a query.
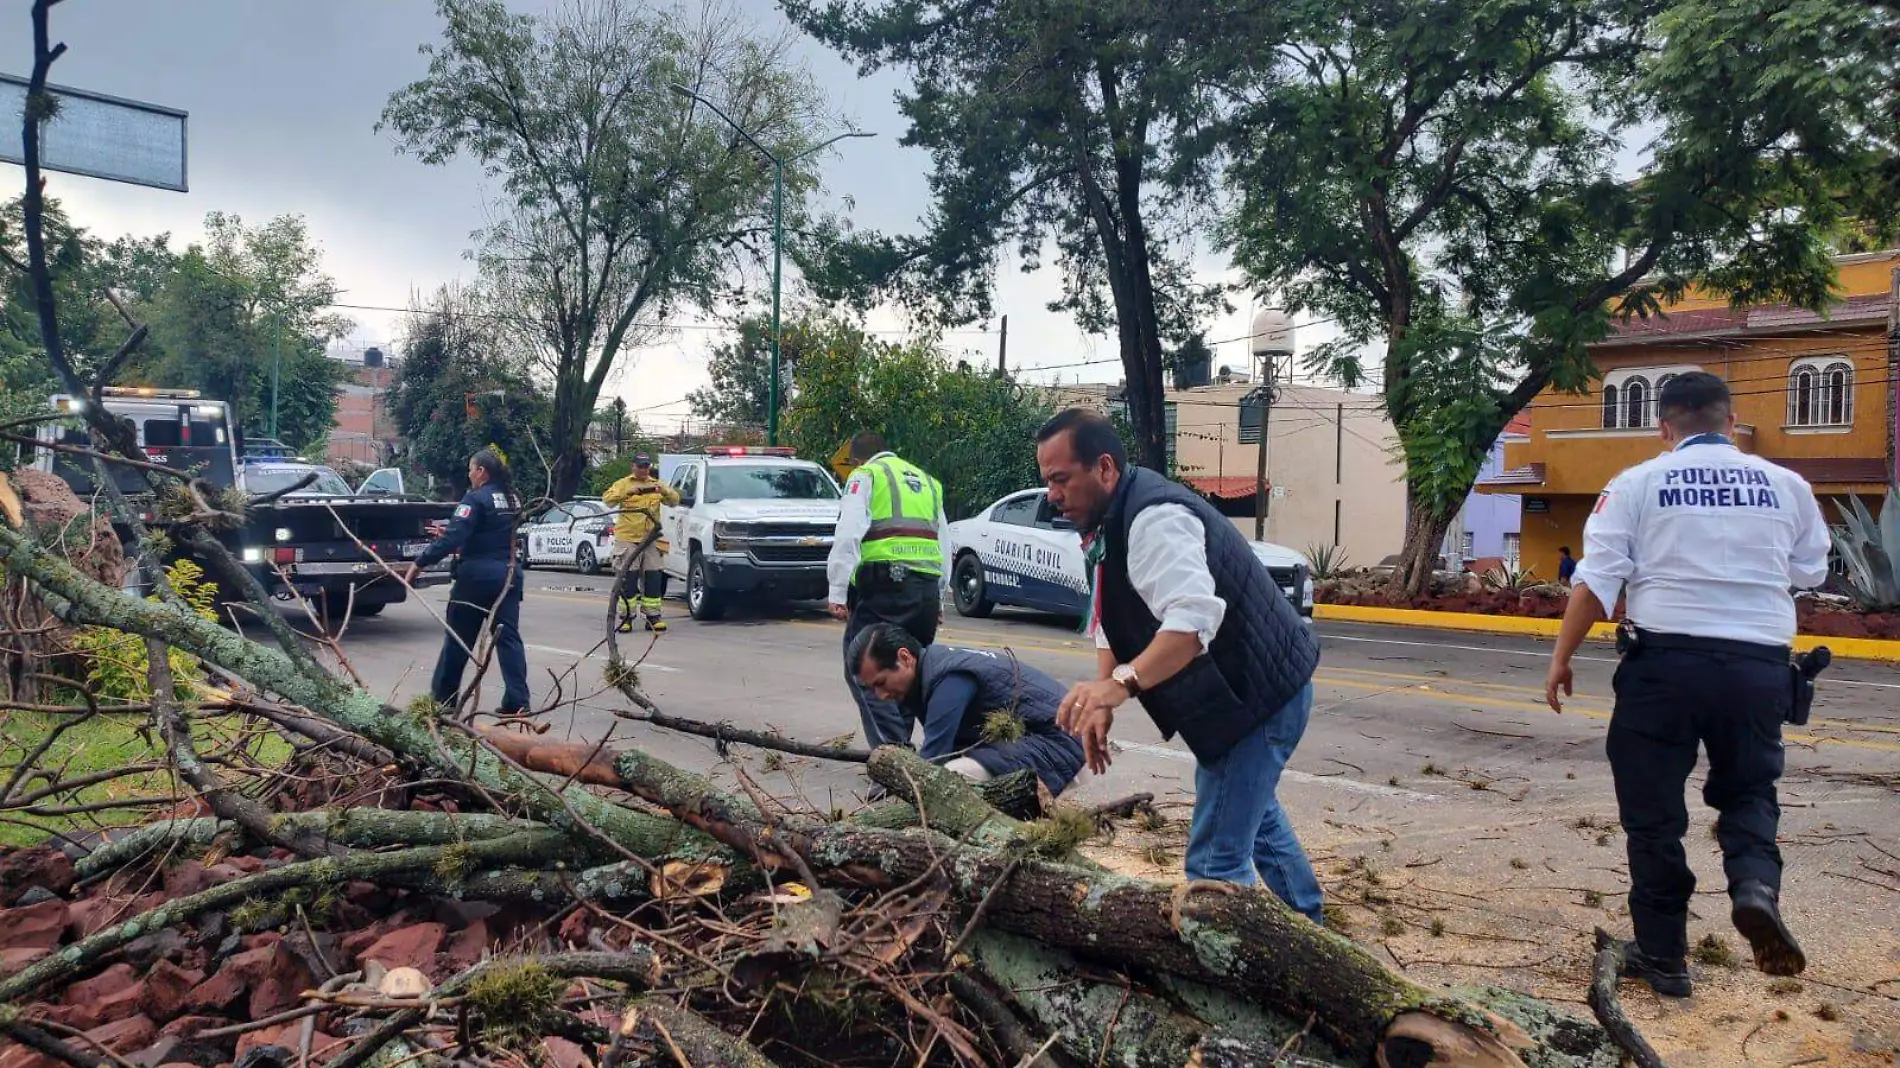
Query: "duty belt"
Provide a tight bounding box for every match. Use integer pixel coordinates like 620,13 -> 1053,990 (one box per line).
1623,625 -> 1789,665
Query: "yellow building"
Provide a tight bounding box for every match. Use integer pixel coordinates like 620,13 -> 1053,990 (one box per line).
1480,251 -> 1897,577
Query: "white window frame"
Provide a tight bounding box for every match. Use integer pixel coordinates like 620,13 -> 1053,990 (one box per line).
1786,356 -> 1854,428
1600,365 -> 1702,429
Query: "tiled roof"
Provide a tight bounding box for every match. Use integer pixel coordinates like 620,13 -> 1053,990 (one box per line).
1605,294 -> 1889,343
1478,462 -> 1546,488
1503,413 -> 1532,436
1181,474 -> 1265,498
1769,457 -> 1891,485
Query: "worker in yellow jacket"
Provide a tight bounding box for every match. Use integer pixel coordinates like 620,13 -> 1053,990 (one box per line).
602,453 -> 680,632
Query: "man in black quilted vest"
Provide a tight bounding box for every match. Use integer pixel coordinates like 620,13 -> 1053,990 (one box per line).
1037,408 -> 1324,922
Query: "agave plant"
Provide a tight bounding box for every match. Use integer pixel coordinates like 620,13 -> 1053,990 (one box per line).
1481,563 -> 1538,592
1305,542 -> 1348,580
1832,486 -> 1899,611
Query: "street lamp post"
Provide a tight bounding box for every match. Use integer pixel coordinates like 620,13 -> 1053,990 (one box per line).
670,84 -> 873,446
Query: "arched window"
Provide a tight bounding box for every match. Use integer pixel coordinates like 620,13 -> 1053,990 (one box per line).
1791,367 -> 1816,425
1622,376 -> 1651,429
1788,357 -> 1853,427
1603,365 -> 1699,430
1824,362 -> 1852,425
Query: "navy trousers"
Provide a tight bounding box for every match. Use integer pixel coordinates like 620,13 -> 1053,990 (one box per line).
1607,646 -> 1789,963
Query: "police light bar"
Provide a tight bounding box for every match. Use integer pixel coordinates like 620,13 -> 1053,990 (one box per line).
100,387 -> 201,399
702,445 -> 795,457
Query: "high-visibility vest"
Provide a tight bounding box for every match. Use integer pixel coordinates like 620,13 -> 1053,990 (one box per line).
858,454 -> 944,575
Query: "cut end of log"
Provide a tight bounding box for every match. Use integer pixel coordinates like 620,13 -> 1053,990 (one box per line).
1376,1011 -> 1531,1068
652,859 -> 728,900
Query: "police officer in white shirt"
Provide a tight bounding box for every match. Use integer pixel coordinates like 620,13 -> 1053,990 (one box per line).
1546,372 -> 1830,997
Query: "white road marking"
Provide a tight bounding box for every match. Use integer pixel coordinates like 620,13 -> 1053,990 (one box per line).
1320,631 -> 1900,690
1109,740 -> 1440,803
524,643 -> 680,673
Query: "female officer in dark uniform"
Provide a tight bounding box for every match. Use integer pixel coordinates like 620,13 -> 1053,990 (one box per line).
403,449 -> 530,714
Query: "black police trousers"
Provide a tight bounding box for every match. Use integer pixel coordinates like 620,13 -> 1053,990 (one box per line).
1607,646 -> 1790,963
842,570 -> 941,748
430,573 -> 530,713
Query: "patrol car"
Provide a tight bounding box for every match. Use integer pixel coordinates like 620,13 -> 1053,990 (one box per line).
518,497 -> 612,573
945,487 -> 1314,626
657,446 -> 842,620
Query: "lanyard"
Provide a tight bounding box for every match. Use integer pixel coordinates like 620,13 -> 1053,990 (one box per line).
1674,433 -> 1731,450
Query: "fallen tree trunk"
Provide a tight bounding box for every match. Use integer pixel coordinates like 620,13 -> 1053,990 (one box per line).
0,518 -> 1627,1068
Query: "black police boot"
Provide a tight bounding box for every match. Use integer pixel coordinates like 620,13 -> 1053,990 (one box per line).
1731,881 -> 1806,976
1620,941 -> 1693,998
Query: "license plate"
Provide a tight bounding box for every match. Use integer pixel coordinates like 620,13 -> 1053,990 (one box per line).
403,541 -> 430,558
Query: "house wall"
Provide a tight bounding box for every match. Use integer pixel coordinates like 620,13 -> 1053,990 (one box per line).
1493,249 -> 1897,574
1447,435 -> 1523,567
1166,382 -> 1407,564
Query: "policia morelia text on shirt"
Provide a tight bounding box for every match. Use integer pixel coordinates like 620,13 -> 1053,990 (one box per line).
826,431 -> 952,750
1037,409 -> 1325,922
403,449 -> 531,715
1545,372 -> 1831,998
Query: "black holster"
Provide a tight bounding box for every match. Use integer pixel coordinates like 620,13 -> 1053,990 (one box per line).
1788,646 -> 1831,726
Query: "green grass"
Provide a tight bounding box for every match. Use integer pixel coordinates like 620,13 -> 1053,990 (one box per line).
0,706 -> 292,848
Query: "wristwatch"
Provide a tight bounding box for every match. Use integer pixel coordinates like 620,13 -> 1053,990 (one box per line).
1110,664 -> 1142,696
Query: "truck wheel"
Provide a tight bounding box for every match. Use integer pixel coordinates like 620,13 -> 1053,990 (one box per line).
577,542 -> 599,575
687,550 -> 726,621
352,602 -> 386,617
953,553 -> 994,618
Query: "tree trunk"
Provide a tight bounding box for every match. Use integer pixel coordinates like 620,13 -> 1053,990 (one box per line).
1390,485 -> 1459,601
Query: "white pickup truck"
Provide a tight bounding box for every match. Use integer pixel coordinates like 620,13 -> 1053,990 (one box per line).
944,487 -> 1314,628
657,447 -> 843,620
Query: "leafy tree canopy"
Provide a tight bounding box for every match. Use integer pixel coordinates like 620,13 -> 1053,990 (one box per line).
1217,0 -> 1899,593
782,0 -> 1242,473
131,212 -> 353,450
387,287 -> 554,502
782,313 -> 1050,519
381,0 -> 830,500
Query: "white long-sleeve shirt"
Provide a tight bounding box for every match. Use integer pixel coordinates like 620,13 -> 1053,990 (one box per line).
826,456 -> 952,605
1092,503 -> 1227,654
1572,436 -> 1831,646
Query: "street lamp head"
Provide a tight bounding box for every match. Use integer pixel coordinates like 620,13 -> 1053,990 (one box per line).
667,83 -> 695,100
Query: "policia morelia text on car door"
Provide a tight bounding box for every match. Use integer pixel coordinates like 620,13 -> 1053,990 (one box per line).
826,431 -> 951,750
1545,373 -> 1832,999
404,449 -> 531,715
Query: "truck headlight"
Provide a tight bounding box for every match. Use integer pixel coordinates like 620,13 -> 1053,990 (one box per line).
241,547 -> 264,564
712,521 -> 754,539
274,527 -> 293,543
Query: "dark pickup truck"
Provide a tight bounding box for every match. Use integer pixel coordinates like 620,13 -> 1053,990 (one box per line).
35,389 -> 452,617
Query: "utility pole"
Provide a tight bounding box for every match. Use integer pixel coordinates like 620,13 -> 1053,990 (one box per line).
670,84 -> 874,446
998,315 -> 1008,375
1249,307 -> 1294,542
268,309 -> 282,440
1888,267 -> 1899,487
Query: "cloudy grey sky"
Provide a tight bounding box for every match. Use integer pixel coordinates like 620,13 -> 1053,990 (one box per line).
3,0 -> 1291,431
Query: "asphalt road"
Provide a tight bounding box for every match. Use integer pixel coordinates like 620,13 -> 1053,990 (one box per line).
325,573 -> 1900,818
313,574 -> 1899,1004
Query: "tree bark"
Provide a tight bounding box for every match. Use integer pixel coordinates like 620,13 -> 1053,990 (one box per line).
1391,490 -> 1459,601
623,998 -> 783,1068
966,930 -> 1338,1068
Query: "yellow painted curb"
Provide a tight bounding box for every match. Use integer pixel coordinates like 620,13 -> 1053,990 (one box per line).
1313,604 -> 1900,663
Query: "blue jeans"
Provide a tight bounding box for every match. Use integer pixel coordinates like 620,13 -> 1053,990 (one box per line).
1185,683 -> 1324,922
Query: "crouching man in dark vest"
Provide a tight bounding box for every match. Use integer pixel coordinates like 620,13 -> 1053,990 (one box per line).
1037,409 -> 1324,921
848,622 -> 1087,796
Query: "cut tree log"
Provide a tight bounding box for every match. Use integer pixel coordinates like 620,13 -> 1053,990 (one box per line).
622,998 -> 783,1068
966,928 -> 1345,1068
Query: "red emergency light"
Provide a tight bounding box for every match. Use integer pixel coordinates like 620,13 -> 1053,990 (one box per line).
702,445 -> 795,457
